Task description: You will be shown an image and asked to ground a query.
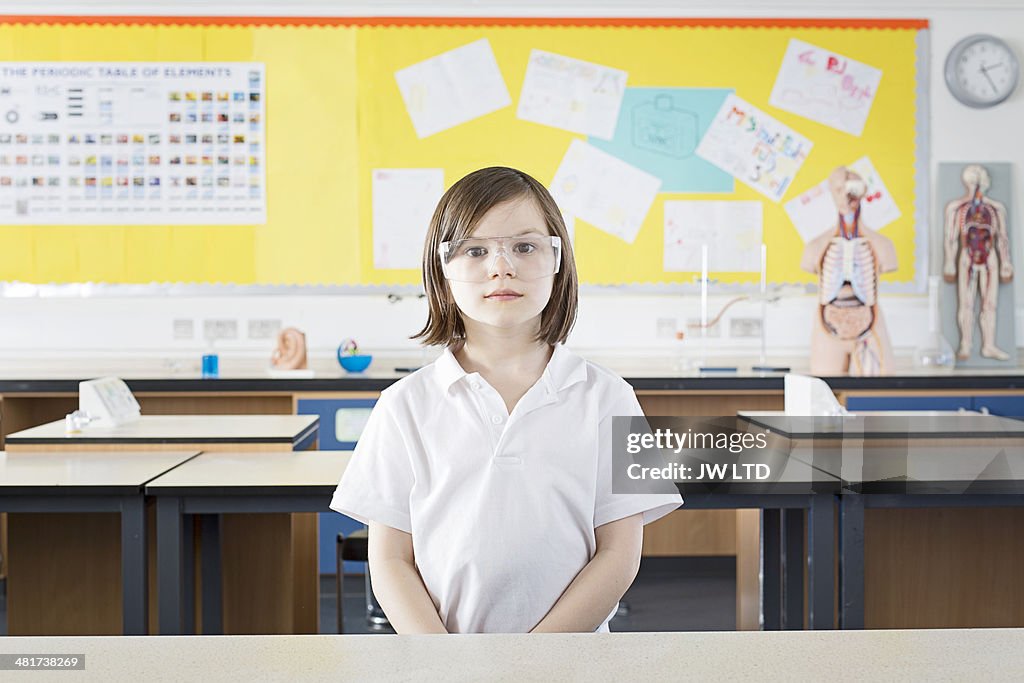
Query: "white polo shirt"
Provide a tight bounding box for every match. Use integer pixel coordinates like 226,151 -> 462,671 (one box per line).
330,343 -> 683,633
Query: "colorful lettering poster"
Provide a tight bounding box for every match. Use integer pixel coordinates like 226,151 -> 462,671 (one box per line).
394,39 -> 511,139
550,139 -> 661,244
784,156 -> 900,242
663,200 -> 763,272
372,168 -> 444,269
587,87 -> 734,193
769,39 -> 883,136
517,50 -> 627,140
695,94 -> 812,203
0,62 -> 265,225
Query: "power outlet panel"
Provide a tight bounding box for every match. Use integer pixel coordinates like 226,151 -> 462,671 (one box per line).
203,318 -> 238,341
248,319 -> 282,340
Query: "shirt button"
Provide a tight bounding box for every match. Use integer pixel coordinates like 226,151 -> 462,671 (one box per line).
491,415 -> 503,425
472,382 -> 482,390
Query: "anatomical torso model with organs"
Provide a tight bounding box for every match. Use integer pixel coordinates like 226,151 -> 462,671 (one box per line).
943,164 -> 1014,361
801,167 -> 898,376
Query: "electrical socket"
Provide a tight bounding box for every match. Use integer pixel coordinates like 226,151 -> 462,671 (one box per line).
730,317 -> 762,338
203,318 -> 238,341
248,318 -> 282,340
172,319 -> 194,340
655,317 -> 678,339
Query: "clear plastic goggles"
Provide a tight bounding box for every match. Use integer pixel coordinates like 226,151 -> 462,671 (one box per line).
439,234 -> 561,282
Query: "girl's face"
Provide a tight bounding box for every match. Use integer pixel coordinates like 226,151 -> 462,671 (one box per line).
447,197 -> 555,339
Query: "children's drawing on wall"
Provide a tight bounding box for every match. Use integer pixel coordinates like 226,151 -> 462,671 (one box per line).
372,168 -> 444,269
516,49 -> 627,139
940,163 -> 1017,365
801,166 -> 897,376
550,138 -> 661,244
785,156 -> 900,243
394,39 -> 511,138
587,88 -> 734,194
695,93 -> 813,202
663,200 -> 763,273
769,38 -> 883,136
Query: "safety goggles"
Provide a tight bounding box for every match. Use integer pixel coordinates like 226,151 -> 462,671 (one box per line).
438,234 -> 561,282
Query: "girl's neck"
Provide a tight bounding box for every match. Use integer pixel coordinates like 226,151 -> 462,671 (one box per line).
454,326 -> 553,378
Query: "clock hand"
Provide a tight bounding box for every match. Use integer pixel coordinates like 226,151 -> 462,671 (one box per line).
981,67 -> 1000,94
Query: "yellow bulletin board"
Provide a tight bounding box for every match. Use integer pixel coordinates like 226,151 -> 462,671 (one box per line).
0,16 -> 928,288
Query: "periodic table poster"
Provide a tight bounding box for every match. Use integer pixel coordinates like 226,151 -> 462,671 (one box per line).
0,62 -> 266,225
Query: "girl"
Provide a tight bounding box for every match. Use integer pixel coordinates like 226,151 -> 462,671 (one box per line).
331,166 -> 682,633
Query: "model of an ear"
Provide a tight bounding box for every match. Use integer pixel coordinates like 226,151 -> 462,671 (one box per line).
271,327 -> 308,370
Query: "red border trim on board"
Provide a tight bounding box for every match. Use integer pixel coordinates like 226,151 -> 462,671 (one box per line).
0,16 -> 930,29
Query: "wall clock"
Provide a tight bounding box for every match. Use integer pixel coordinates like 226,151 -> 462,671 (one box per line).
944,34 -> 1020,108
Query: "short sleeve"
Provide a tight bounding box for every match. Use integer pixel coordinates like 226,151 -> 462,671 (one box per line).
594,382 -> 683,528
329,391 -> 415,533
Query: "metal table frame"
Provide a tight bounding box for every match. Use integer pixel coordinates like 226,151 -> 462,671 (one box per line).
681,493 -> 835,630
0,490 -> 147,635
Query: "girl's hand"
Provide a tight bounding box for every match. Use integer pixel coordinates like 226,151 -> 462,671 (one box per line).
529,513 -> 643,633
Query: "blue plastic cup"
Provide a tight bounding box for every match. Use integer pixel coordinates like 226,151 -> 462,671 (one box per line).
201,353 -> 219,379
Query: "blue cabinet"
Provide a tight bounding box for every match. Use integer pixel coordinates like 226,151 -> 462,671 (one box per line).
844,395 -> 972,412
844,394 -> 1024,419
297,397 -> 377,574
971,396 -> 1024,418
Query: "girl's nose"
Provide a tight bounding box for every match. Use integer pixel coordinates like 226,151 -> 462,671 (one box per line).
488,249 -> 517,278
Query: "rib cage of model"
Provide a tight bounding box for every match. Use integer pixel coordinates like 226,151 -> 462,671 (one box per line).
801,166 -> 897,377
943,164 -> 1014,362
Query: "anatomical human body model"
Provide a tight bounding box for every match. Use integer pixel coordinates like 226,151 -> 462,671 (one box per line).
802,167 -> 897,376
943,164 -> 1014,361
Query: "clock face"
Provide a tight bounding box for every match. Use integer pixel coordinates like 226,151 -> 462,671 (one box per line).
946,35 -> 1020,107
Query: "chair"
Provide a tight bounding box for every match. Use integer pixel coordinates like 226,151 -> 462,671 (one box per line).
336,529 -> 390,633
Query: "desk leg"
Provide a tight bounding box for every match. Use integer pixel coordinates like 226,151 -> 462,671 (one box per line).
782,508 -> 804,630
807,495 -> 834,629
839,495 -> 865,629
156,497 -> 183,635
183,514 -> 195,635
121,495 -> 148,635
201,514 -> 223,635
761,509 -> 781,630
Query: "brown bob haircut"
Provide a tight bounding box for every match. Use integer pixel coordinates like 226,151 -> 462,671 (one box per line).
413,166 -> 578,348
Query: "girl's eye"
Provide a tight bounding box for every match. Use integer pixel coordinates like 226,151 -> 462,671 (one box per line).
513,242 -> 537,255
464,246 -> 488,258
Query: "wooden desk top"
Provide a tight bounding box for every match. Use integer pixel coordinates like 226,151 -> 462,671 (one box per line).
1,629 -> 1021,681
145,450 -> 351,495
0,450 -> 199,494
4,414 -> 318,446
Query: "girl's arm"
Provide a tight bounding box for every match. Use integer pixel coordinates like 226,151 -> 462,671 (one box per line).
529,513 -> 644,633
367,521 -> 449,634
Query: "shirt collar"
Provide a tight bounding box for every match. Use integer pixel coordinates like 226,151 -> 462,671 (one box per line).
543,343 -> 588,392
433,346 -> 469,394
431,343 -> 588,395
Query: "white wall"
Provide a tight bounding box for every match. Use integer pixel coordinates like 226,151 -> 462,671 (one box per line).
1,1 -> 1023,365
